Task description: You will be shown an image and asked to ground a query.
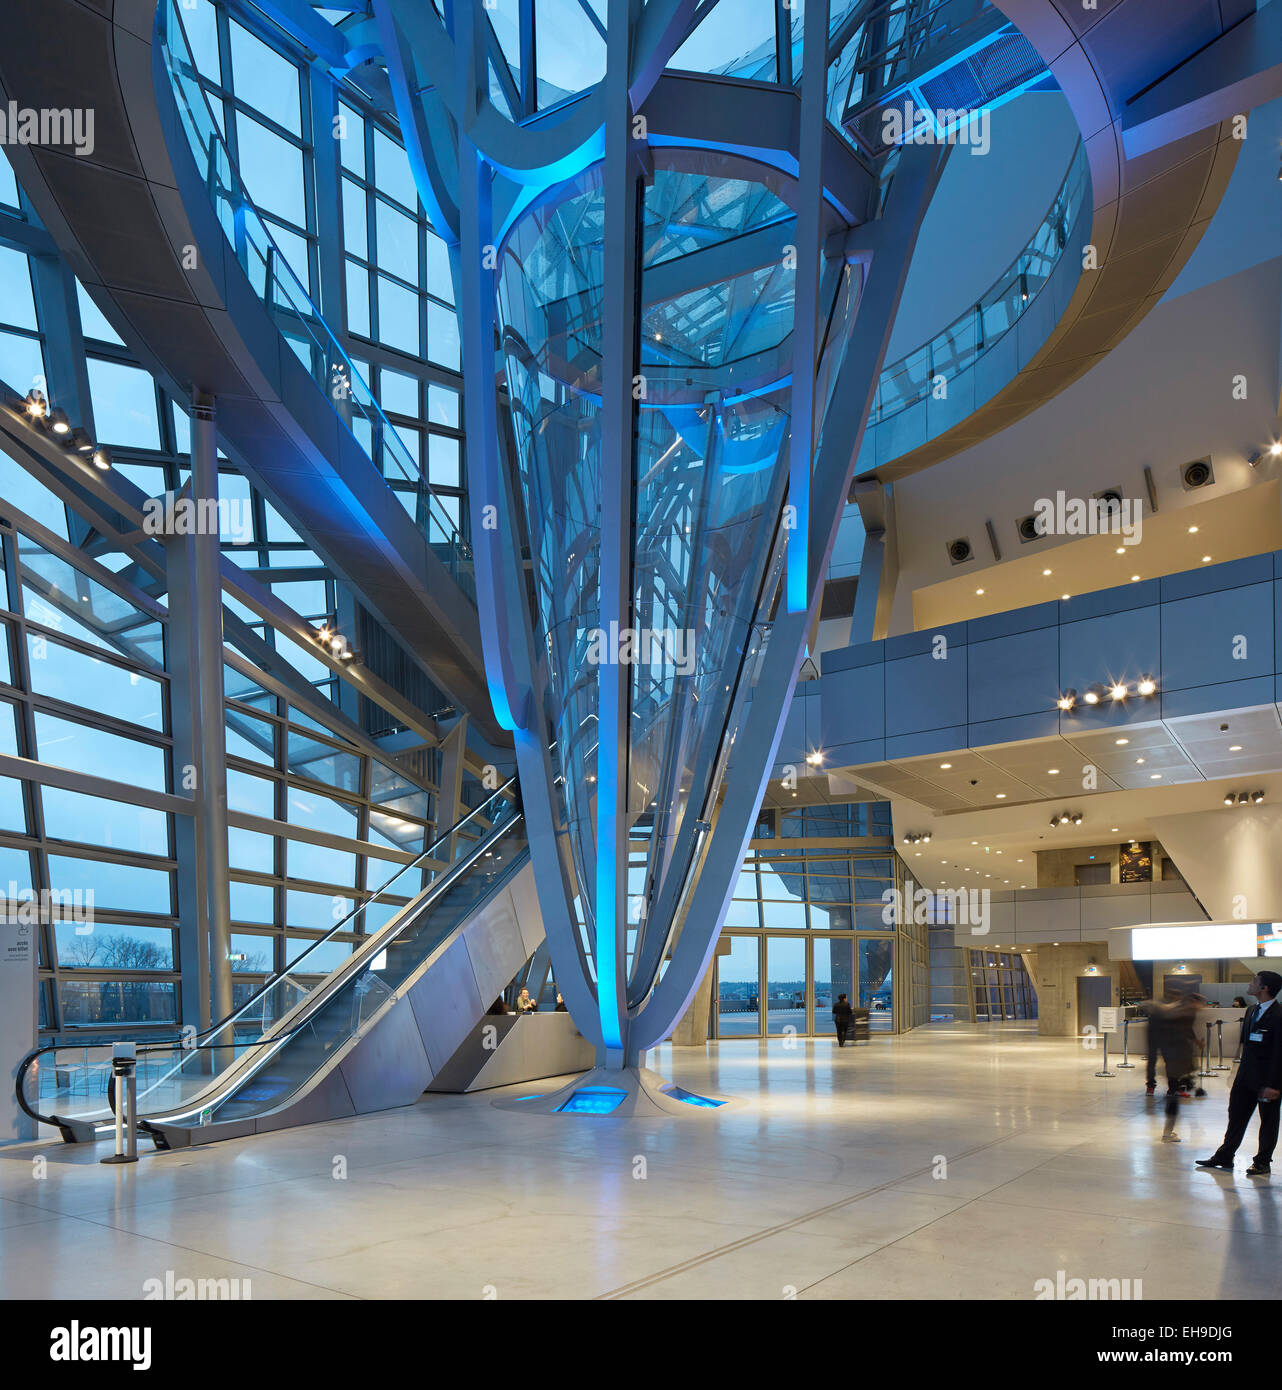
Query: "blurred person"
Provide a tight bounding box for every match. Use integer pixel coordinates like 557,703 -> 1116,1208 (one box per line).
1197,971 -> 1282,1176
832,992 -> 854,1047
554,991 -> 567,1012
1156,991 -> 1201,1142
516,985 -> 537,1014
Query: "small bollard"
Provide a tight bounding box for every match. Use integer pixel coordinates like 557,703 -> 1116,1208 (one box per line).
1213,1018 -> 1230,1070
1095,1030 -> 1116,1078
1117,1016 -> 1135,1069
101,1042 -> 138,1166
1199,1022 -> 1215,1078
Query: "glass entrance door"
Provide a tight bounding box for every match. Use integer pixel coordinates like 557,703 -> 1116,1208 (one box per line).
812,937 -> 854,1037
716,934 -> 760,1036
766,935 -> 806,1035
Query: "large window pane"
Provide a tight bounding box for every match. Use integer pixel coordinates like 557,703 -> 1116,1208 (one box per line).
86,359 -> 161,449
54,920 -> 173,969
33,712 -> 166,790
58,978 -> 178,1026
41,786 -> 169,855
47,854 -> 173,915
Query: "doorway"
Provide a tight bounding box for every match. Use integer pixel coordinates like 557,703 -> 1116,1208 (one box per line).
1076,974 -> 1113,1033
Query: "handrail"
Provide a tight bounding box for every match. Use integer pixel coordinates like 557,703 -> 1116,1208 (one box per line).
157,773 -> 517,1053
155,0 -> 473,593
141,808 -> 529,1129
869,138 -> 1088,426
16,804 -> 527,1139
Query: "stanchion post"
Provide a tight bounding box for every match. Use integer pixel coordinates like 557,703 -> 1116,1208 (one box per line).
1118,1015 -> 1135,1068
1214,1018 -> 1229,1070
1199,1021 -> 1215,1078
101,1042 -> 138,1166
1095,1030 -> 1116,1078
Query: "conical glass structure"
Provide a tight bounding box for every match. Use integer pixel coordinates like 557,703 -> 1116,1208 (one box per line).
495,154 -> 861,1053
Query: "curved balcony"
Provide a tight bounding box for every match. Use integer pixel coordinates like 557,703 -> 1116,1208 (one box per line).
858,138 -> 1089,471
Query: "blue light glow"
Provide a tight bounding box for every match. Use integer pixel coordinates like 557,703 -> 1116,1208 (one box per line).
661,1084 -> 725,1108
556,1086 -> 626,1115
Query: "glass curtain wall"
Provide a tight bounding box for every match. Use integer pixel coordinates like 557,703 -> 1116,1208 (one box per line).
710,819 -> 930,1038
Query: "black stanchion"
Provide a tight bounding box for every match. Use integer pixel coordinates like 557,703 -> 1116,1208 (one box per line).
1117,1015 -> 1135,1069
100,1041 -> 138,1166
1214,1017 -> 1230,1070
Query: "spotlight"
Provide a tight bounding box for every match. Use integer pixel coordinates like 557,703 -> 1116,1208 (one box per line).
23,389 -> 46,420
1056,690 -> 1077,711
806,751 -> 824,766
317,625 -> 332,644
1136,677 -> 1156,696
1253,790 -> 1265,805
90,446 -> 111,471
1071,813 -> 1083,825
1109,682 -> 1127,701
1273,443 -> 1282,458
48,408 -> 70,435
68,428 -> 92,454
1225,792 -> 1236,806
339,648 -> 355,662
1082,687 -> 1101,705
1239,793 -> 1249,806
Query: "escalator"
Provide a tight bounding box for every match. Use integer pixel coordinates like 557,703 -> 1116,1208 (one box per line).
18,781 -> 543,1148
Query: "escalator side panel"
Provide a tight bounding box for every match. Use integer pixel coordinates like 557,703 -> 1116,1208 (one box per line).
147,856 -> 542,1147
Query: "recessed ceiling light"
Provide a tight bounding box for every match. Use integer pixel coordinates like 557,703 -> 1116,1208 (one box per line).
1048,768 -> 1059,774
1136,757 -> 1145,764
940,762 -> 952,769
995,792 -> 1006,799
1150,773 -> 1162,780
976,588 -> 984,595
1061,593 -> 1070,601
1230,744 -> 1243,752
1043,568 -> 1052,576
1130,575 -> 1141,583
1116,547 -> 1125,555
1110,827 -> 1118,833
971,841 -> 978,846
1116,737 -> 1129,745
1202,555 -> 1212,563
1188,525 -> 1199,534
1017,858 -> 1023,863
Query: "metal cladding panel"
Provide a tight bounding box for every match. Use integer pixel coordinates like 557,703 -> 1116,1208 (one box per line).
338,994 -> 434,1115
406,933 -> 488,1074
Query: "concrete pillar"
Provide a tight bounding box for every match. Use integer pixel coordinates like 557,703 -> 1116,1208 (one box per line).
1032,942 -> 1119,1038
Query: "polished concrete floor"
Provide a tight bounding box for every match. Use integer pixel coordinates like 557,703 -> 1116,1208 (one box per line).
3,1023 -> 1281,1300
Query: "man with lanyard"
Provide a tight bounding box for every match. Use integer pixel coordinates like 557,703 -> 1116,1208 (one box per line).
1197,970 -> 1282,1177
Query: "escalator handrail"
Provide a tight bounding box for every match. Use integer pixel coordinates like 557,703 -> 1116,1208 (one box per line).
13,1019 -> 307,1140
157,774 -> 517,1053
15,780 -> 517,1135
135,809 -> 529,1129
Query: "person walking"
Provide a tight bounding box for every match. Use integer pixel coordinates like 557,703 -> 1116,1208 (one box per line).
1156,992 -> 1200,1142
832,992 -> 854,1047
1197,971 -> 1282,1176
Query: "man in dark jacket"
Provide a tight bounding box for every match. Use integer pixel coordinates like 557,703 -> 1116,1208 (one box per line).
1197,970 -> 1282,1176
832,993 -> 854,1047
